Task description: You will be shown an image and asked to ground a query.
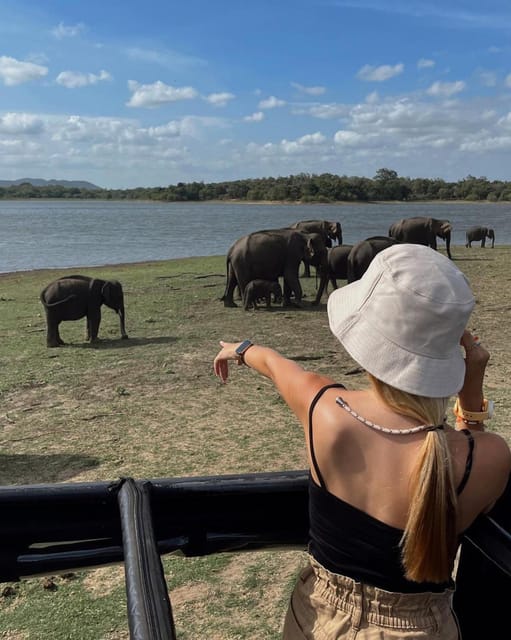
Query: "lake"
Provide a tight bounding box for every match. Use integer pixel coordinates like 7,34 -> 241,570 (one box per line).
1,199 -> 510,273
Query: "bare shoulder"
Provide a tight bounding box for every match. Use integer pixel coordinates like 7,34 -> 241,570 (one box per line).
473,431 -> 511,509
282,371 -> 337,426
475,430 -> 511,470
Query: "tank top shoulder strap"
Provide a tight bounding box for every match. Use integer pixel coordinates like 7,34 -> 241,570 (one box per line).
456,428 -> 475,496
308,383 -> 346,488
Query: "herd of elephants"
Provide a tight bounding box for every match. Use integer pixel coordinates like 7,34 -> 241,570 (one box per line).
38,216 -> 495,347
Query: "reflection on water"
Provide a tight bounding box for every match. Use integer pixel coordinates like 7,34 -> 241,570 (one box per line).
1,199 -> 510,273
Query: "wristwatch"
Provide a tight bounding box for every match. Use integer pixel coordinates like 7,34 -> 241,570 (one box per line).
235,340 -> 254,365
453,397 -> 494,422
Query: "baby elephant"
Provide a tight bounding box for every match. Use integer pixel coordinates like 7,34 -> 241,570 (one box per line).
243,279 -> 283,310
40,275 -> 128,347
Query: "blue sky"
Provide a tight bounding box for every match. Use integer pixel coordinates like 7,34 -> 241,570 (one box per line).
1,1 -> 511,189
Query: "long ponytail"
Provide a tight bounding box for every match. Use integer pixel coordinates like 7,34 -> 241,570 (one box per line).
368,375 -> 458,583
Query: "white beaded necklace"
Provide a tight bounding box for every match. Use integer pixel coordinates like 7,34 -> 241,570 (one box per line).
335,396 -> 445,435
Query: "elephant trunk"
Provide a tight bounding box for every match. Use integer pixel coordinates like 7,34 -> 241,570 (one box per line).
444,231 -> 452,260
336,224 -> 343,246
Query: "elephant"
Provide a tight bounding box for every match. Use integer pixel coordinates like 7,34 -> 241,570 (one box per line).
243,279 -> 283,310
221,228 -> 327,308
465,225 -> 495,248
347,236 -> 401,283
326,244 -> 353,290
40,275 -> 128,347
302,231 -> 330,304
291,219 -> 343,277
388,216 -> 452,259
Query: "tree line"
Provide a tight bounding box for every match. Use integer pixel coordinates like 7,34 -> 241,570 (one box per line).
2,169 -> 511,203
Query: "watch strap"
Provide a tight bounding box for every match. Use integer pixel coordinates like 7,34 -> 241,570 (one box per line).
453,397 -> 491,421
235,340 -> 253,365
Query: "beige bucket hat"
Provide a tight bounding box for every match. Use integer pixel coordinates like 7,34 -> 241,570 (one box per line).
327,243 -> 475,397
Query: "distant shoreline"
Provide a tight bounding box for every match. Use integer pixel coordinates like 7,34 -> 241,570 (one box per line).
1,246 -> 509,280
1,197 -> 510,206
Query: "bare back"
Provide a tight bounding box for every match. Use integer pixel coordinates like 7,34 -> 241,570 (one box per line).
305,387 -> 510,534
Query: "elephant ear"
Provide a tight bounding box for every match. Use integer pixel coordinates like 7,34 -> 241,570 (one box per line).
101,280 -> 122,306
101,281 -> 113,303
440,222 -> 452,234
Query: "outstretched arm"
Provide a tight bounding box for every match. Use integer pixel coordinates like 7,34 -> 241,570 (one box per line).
456,330 -> 490,431
213,340 -> 334,426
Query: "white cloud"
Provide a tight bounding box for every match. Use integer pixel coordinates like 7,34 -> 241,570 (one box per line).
244,112 -> 264,122
126,81 -> 199,108
476,69 -> 497,87
247,132 -> 327,157
258,95 -> 286,109
365,91 -> 379,104
333,130 -> 364,146
3,84 -> 511,187
297,132 -> 326,145
460,134 -> 511,152
0,56 -> 48,86
52,22 -> 85,39
505,74 -> 511,88
497,112 -> 511,127
204,92 -> 235,107
56,70 -> 112,89
0,112 -> 45,135
417,58 -> 435,69
123,47 -> 206,69
426,80 -> 466,97
298,103 -> 350,119
357,63 -> 404,82
291,82 -> 326,96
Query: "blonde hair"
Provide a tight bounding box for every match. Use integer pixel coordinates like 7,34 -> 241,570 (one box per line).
368,374 -> 458,583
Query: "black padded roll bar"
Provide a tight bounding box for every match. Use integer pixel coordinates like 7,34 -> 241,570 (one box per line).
0,470 -> 509,640
117,478 -> 176,640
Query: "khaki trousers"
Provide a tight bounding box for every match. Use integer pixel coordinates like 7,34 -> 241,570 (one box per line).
283,558 -> 460,639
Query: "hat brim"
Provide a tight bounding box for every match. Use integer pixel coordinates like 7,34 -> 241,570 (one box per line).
327,281 -> 466,398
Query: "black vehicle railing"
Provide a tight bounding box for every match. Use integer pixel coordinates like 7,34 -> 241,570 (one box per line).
0,471 -> 509,640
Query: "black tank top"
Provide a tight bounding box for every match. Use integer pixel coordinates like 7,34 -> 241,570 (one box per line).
308,384 -> 475,593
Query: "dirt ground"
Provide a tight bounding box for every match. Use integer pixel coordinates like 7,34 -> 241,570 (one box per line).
0,245 -> 510,639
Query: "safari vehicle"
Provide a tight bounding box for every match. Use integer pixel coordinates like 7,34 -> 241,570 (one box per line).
1,471 -> 509,640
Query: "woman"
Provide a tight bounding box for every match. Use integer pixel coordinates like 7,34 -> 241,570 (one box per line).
213,244 -> 510,639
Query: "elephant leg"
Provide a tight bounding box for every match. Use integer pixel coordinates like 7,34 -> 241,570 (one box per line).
481,238 -> 486,248
47,327 -> 63,348
283,271 -> 302,306
45,312 -> 63,348
282,281 -> 293,306
56,329 -> 65,346
116,308 -> 128,339
87,309 -> 101,342
222,268 -> 238,307
312,271 -> 328,305
302,261 -> 311,277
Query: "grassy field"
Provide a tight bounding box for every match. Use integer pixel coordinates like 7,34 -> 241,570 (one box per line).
1,246 -> 510,639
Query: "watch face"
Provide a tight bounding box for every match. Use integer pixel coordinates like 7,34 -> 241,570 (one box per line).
236,340 -> 252,355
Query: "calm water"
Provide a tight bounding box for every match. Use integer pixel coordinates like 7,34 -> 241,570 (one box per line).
1,200 -> 510,273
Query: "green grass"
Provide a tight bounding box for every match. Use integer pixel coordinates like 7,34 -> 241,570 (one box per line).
0,247 -> 510,638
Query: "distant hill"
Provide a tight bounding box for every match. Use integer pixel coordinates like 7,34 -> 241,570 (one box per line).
0,178 -> 101,190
